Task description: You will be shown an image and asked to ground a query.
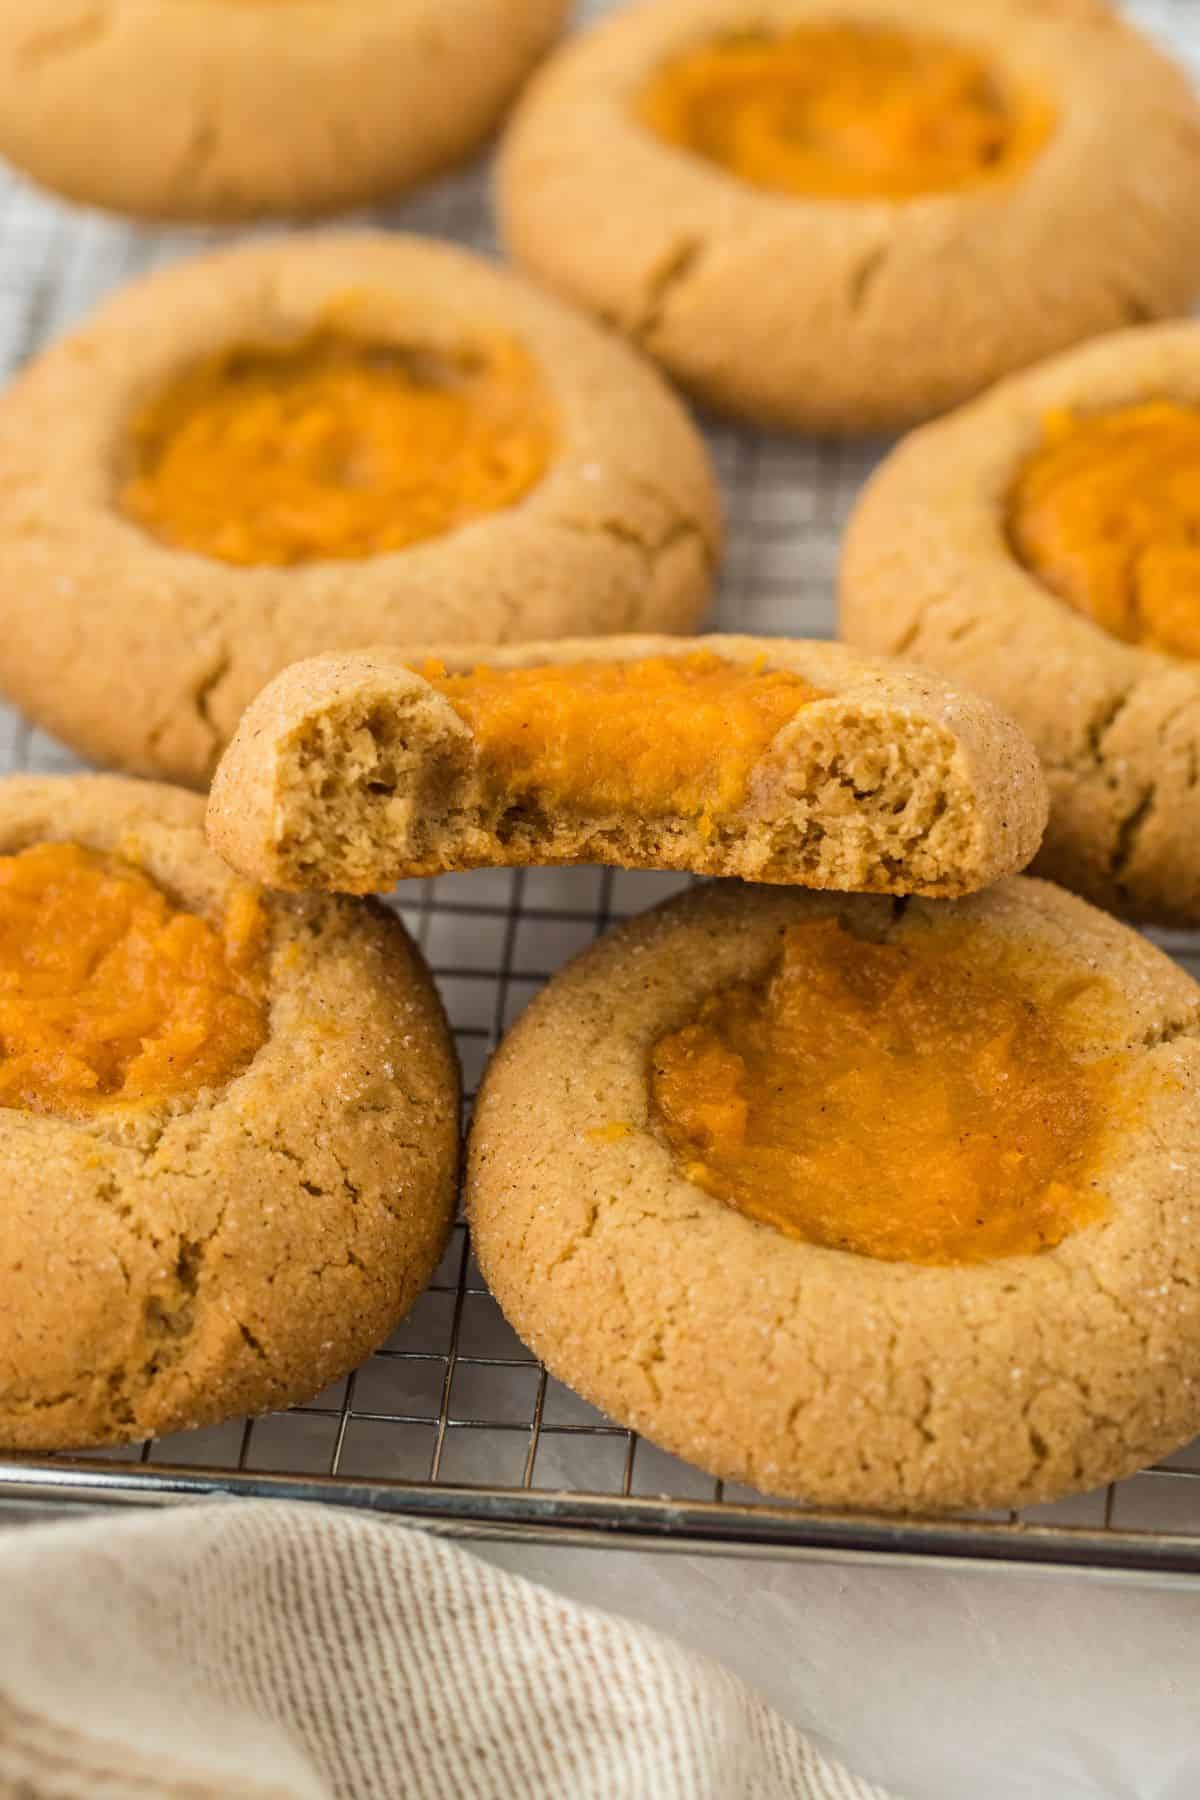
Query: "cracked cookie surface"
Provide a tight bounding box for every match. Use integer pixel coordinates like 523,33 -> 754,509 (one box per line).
0,232 -> 719,788
205,633 -> 1046,896
0,0 -> 566,222
467,879 -> 1200,1513
0,774 -> 460,1451
840,320 -> 1200,925
497,0 -> 1200,433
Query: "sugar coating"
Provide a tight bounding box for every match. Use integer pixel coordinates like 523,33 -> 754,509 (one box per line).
498,0 -> 1200,433
467,878 -> 1200,1514
0,233 -> 720,788
0,775 -> 460,1451
841,320 -> 1200,926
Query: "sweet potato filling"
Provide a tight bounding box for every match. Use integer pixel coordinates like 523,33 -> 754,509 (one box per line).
650,918 -> 1109,1264
1009,402 -> 1200,659
638,23 -> 1052,200
0,842 -> 267,1120
121,330 -> 555,566
420,652 -> 825,826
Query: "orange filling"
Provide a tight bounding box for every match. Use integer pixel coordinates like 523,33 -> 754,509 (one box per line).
1010,402 -> 1200,659
121,330 -> 555,567
0,842 -> 268,1120
638,23 -> 1052,200
421,652 -> 825,825
650,918 -> 1110,1265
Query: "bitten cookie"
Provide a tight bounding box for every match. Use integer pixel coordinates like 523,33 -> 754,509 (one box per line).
468,880 -> 1200,1514
0,774 -> 459,1451
497,0 -> 1200,433
0,233 -> 719,788
840,320 -> 1200,927
205,634 -> 1047,896
0,0 -> 566,221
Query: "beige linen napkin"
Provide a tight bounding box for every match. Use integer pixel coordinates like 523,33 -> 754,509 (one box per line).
0,1500 -> 894,1800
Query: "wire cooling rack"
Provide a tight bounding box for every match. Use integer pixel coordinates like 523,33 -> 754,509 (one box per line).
3,0 -> 1200,1581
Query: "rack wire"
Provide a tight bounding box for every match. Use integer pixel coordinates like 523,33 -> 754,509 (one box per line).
2,0 -> 1200,1580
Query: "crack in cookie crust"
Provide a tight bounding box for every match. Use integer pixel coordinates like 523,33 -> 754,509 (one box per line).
497,0 -> 1200,433
0,233 -> 720,787
467,878 -> 1200,1513
0,774 -> 460,1451
840,320 -> 1200,924
0,0 -> 567,221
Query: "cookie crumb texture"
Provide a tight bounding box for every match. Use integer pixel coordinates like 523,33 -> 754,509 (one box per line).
468,881 -> 1200,1513
0,0 -> 568,221
0,775 -> 460,1452
498,0 -> 1200,432
206,636 -> 1046,896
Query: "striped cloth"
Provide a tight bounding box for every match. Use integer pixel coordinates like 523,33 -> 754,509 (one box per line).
0,1500 -> 894,1799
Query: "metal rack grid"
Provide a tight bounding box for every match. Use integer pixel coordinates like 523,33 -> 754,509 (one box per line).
2,0 -> 1200,1580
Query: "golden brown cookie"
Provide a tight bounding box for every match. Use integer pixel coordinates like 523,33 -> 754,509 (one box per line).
497,0 -> 1200,433
0,773 -> 459,1451
205,634 -> 1047,896
0,232 -> 720,789
840,320 -> 1200,927
467,879 -> 1200,1514
0,0 -> 566,221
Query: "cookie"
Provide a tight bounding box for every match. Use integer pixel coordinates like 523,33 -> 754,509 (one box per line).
0,0 -> 566,221
497,0 -> 1200,433
0,232 -> 719,788
840,320 -> 1200,926
0,774 -> 459,1451
205,634 -> 1047,896
467,879 -> 1200,1514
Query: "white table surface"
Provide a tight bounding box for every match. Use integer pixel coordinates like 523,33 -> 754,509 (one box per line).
472,1542 -> 1200,1800
3,1505 -> 1198,1799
